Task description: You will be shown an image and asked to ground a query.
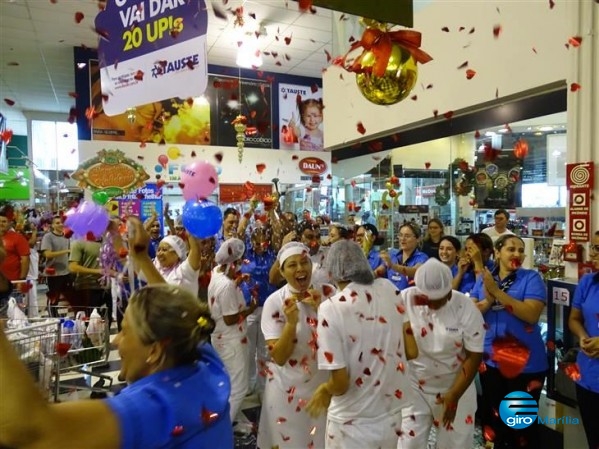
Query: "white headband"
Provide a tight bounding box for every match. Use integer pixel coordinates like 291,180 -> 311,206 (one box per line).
278,242 -> 310,267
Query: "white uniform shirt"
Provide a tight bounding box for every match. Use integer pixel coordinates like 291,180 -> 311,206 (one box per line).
481,226 -> 514,242
402,287 -> 486,393
208,268 -> 247,343
310,247 -> 330,286
317,278 -> 412,422
258,284 -> 328,449
143,258 -> 199,297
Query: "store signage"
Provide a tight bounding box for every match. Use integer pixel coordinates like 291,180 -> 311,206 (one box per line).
299,157 -> 327,175
566,162 -> 594,242
415,184 -> 442,198
551,286 -> 571,307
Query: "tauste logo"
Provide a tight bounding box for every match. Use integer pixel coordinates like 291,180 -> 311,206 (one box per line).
499,391 -> 539,429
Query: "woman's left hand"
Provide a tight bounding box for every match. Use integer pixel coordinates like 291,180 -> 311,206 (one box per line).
437,389 -> 459,428
581,337 -> 599,358
306,383 -> 332,418
126,216 -> 151,257
300,288 -> 322,311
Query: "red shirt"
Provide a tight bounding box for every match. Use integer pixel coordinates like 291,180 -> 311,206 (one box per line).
1,230 -> 30,281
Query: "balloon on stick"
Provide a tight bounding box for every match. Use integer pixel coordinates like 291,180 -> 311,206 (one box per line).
181,199 -> 222,239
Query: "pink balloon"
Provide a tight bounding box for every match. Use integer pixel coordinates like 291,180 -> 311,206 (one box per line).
181,161 -> 219,200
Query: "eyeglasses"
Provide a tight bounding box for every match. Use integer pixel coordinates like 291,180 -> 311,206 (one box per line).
157,247 -> 175,253
590,245 -> 599,253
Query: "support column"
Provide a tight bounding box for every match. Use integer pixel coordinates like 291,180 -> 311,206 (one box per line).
565,0 -> 599,279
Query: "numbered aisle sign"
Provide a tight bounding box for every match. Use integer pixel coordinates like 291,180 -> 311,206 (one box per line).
552,286 -> 571,307
95,0 -> 208,116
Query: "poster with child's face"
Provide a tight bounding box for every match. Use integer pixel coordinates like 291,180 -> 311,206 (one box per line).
278,83 -> 324,151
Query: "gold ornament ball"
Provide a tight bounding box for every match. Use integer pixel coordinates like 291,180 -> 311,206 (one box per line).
385,182 -> 393,190
355,44 -> 418,105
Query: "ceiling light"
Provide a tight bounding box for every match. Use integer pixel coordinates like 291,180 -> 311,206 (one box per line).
534,132 -> 543,136
236,41 -> 263,68
538,126 -> 554,131
484,131 -> 496,137
497,128 -> 509,133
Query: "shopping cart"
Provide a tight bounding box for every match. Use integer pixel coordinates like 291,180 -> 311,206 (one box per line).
5,318 -> 62,401
49,305 -> 114,397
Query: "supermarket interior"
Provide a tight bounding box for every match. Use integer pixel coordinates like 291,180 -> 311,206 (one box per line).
1,1 -> 598,449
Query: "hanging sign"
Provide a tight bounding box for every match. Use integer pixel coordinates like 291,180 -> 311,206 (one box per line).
566,162 -> 594,242
94,0 -> 208,116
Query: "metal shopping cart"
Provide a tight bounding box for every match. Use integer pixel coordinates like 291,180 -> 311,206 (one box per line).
49,305 -> 114,397
5,318 -> 62,401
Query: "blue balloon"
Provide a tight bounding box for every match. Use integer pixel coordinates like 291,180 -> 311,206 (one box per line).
181,199 -> 223,239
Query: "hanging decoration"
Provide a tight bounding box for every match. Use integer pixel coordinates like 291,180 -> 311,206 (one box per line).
336,19 -> 433,105
452,158 -> 476,196
434,184 -> 451,206
513,138 -> 529,159
232,115 -> 248,163
380,176 -> 401,209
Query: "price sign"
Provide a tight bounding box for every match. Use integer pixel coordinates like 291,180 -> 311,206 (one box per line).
552,286 -> 571,307
95,0 -> 208,115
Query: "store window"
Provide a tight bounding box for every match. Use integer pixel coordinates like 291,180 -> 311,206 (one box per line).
31,120 -> 79,170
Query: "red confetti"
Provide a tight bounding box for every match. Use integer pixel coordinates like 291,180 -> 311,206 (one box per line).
394,389 -> 403,399
443,111 -> 454,120
570,82 -> 581,92
356,122 -> 366,135
214,152 -> 223,163
284,34 -> 292,45
568,36 -> 582,47
201,407 -> 219,425
465,415 -> 474,425
549,0 -> 555,9
457,61 -> 469,69
441,27 -> 449,32
532,47 -> 538,54
424,162 -> 431,169
466,69 -> 477,80
469,27 -> 476,34
74,11 -> 84,23
421,327 -> 428,337
4,98 -> 15,106
355,377 -> 363,387
410,95 -> 418,101
527,380 -> 543,392
256,163 -> 266,174
134,70 -> 144,81
493,24 -> 502,38
324,351 -> 334,363
396,362 -> 405,373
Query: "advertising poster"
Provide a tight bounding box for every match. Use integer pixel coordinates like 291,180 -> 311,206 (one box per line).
278,83 -> 324,151
474,152 -> 522,209
206,75 -> 273,149
113,183 -> 163,231
94,0 -> 208,116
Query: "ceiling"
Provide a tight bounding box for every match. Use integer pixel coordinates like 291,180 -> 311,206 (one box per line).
0,0 -> 335,136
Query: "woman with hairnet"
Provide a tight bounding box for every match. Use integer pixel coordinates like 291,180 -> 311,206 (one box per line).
207,238 -> 257,425
306,240 -> 419,449
397,258 -> 485,449
258,242 -> 330,449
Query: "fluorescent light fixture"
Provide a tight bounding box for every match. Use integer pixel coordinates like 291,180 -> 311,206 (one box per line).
484,131 -> 496,137
538,126 -> 554,131
236,41 -> 263,68
497,128 -> 509,133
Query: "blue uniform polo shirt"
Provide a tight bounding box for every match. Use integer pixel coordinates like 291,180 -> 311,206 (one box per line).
240,246 -> 277,307
471,268 -> 548,373
386,249 -> 429,290
105,344 -> 233,449
572,272 -> 599,393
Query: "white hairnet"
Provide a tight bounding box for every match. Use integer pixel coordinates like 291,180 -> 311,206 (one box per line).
161,235 -> 188,260
325,240 -> 374,285
277,242 -> 310,267
215,238 -> 245,265
414,258 -> 453,300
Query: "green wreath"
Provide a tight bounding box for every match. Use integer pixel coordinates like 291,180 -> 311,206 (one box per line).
434,184 -> 451,206
452,158 -> 476,197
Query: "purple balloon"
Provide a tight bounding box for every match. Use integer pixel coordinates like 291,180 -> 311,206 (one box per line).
64,200 -> 109,240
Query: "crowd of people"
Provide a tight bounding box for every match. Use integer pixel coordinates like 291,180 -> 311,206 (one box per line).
1,201 -> 597,449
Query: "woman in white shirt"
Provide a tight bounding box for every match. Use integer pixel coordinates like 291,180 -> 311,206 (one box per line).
128,216 -> 202,297
258,242 -> 328,449
307,240 -> 418,449
398,258 -> 485,449
207,238 -> 257,423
